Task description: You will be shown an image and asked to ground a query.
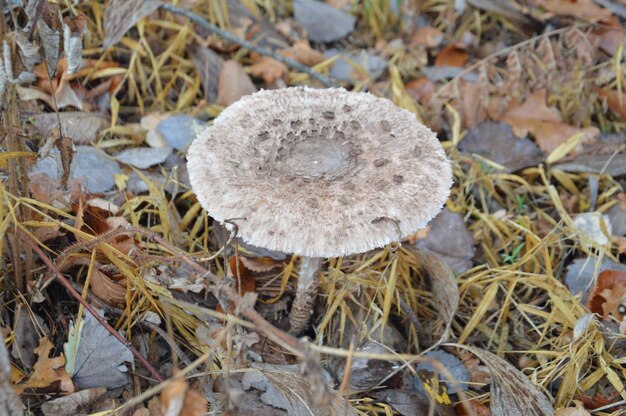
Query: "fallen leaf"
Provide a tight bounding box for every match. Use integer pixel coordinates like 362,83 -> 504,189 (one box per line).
11,306 -> 48,370
539,0 -> 611,23
90,268 -> 127,307
241,364 -> 357,415
64,310 -> 134,389
17,337 -> 74,394
249,56 -> 288,84
369,389 -> 432,416
405,77 -> 436,104
216,60 -> 257,107
30,112 -> 110,144
63,14 -> 88,74
160,374 -> 208,416
609,194 -> 626,236
280,40 -> 325,66
586,270 -> 626,320
115,146 -> 173,169
466,0 -> 535,26
435,45 -> 469,67
411,26 -> 444,48
103,0 -> 164,48
565,257 -> 626,302
458,121 -> 544,172
29,172 -> 81,208
594,26 -> 626,56
454,79 -> 488,128
454,400 -> 492,416
414,350 -> 470,395
293,0 -> 356,42
597,88 -> 626,120
31,145 -> 123,194
554,154 -> 626,176
456,345 -> 554,416
411,247 -> 459,346
414,208 -> 476,274
41,387 -> 107,416
190,45 -> 224,103
324,49 -> 387,82
155,114 -> 206,150
499,89 -> 561,136
216,257 -> 257,313
499,90 -> 599,153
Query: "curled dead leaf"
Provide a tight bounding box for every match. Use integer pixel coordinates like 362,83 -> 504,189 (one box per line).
90,268 -> 127,307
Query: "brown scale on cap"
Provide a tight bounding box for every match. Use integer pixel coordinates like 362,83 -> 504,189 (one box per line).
187,87 -> 452,258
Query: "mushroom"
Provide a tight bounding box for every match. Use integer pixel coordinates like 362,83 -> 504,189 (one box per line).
187,87 -> 452,334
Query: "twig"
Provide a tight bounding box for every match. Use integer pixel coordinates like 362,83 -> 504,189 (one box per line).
158,3 -> 339,88
20,231 -> 165,383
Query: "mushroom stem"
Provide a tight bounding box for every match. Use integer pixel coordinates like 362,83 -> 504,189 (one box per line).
289,256 -> 323,335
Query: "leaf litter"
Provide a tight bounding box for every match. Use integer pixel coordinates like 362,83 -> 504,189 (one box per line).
2,0 -> 626,415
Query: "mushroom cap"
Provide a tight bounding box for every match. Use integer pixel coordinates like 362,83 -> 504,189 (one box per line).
187,87 -> 452,258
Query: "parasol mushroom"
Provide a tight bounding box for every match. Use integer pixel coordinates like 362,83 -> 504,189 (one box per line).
187,87 -> 452,334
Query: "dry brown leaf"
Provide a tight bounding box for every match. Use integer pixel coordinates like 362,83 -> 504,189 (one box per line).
280,40 -> 325,66
539,0 -> 611,23
17,337 -> 74,394
248,56 -> 288,84
586,270 -> 626,320
405,77 -> 436,104
456,80 -> 488,128
435,45 -> 468,67
160,375 -> 208,416
410,26 -> 444,48
499,90 -> 599,153
90,268 -> 127,307
597,88 -> 626,120
499,89 -> 561,136
240,256 -> 284,273
29,173 -> 81,208
216,60 -> 257,107
74,201 -> 137,255
454,400 -> 492,416
594,26 -> 626,56
217,257 -> 257,314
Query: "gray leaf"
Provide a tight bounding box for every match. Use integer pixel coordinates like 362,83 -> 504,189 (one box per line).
116,147 -> 172,169
65,310 -> 134,389
293,0 -> 355,43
